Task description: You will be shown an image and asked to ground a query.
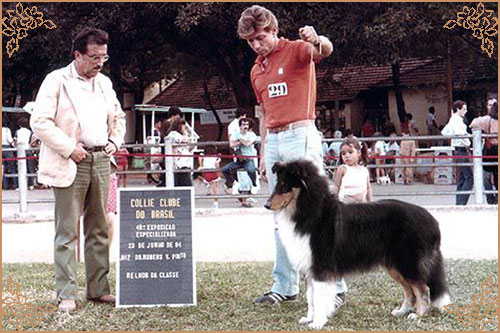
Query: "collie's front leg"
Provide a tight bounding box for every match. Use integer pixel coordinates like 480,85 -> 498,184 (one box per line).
308,279 -> 335,329
299,277 -> 314,325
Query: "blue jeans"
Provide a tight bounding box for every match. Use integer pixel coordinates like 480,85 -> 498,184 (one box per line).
222,159 -> 257,188
454,147 -> 473,205
265,124 -> 347,296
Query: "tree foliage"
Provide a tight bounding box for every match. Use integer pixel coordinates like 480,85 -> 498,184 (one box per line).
2,2 -> 497,115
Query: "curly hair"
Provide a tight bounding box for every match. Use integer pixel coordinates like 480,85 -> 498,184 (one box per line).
237,5 -> 278,39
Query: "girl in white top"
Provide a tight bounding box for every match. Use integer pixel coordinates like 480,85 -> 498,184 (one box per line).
333,137 -> 372,203
166,119 -> 193,186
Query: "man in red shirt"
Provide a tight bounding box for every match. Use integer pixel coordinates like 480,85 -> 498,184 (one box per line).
238,5 -> 347,310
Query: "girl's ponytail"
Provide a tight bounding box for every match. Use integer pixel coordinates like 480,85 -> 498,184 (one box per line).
341,137 -> 369,166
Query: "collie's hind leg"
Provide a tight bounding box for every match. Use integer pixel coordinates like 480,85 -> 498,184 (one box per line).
299,277 -> 314,325
408,282 -> 430,319
388,269 -> 416,317
308,279 -> 336,330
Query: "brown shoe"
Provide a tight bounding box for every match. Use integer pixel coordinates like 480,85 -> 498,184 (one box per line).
90,294 -> 116,304
58,299 -> 76,312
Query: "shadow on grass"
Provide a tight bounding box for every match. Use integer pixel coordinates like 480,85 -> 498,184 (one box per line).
1,259 -> 498,331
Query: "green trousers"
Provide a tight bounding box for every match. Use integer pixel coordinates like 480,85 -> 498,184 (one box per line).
53,152 -> 110,300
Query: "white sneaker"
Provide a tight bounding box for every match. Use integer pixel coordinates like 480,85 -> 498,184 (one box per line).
247,198 -> 257,205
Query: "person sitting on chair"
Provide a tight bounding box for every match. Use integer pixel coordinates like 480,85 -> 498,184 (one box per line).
221,118 -> 258,205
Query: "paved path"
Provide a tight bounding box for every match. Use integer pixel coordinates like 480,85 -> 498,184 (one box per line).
1,178 -> 468,216
2,206 -> 497,263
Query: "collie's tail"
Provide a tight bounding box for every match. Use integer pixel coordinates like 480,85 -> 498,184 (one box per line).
428,251 -> 450,310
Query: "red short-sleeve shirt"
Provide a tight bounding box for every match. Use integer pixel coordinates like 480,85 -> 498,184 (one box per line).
250,38 -> 318,129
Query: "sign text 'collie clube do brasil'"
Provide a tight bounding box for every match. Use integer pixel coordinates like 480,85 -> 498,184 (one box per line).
117,188 -> 196,307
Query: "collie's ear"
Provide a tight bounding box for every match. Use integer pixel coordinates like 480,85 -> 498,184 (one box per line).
272,162 -> 284,174
289,161 -> 309,190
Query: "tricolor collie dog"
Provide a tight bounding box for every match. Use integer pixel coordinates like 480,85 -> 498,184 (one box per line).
265,160 -> 450,329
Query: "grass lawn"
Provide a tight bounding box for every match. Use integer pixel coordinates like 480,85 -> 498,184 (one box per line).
2,259 -> 498,331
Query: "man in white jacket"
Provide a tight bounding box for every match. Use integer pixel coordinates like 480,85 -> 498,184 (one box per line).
30,28 -> 126,311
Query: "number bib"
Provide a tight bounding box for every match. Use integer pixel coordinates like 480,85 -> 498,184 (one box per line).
268,82 -> 288,98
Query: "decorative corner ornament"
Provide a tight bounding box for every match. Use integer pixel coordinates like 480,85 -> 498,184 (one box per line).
443,2 -> 498,58
2,2 -> 57,58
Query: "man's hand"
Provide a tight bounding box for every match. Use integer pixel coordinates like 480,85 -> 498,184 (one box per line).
299,25 -> 320,45
70,142 -> 89,163
259,156 -> 268,183
104,142 -> 117,156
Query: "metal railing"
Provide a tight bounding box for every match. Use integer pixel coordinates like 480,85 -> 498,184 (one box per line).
2,129 -> 497,212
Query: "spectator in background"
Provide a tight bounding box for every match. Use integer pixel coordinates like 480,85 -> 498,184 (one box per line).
161,106 -> 183,138
407,113 -> 419,136
166,118 -> 193,187
333,137 -> 372,203
406,112 -> 420,148
14,117 -> 36,189
228,108 -> 248,140
153,116 -> 163,137
222,118 -> 258,207
361,119 -> 375,138
116,147 -> 129,187
329,130 -> 343,164
399,128 -> 416,185
386,131 -> 400,180
345,128 -> 355,139
145,116 -> 164,184
156,107 -> 184,187
442,100 -> 472,205
195,145 -> 222,209
470,98 -> 498,204
373,133 -> 387,182
426,106 -> 439,135
2,118 -> 18,190
400,114 -> 410,134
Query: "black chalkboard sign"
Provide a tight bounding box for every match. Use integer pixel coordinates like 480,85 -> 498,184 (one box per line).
117,187 -> 196,307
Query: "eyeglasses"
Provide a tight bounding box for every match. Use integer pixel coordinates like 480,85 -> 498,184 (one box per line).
85,54 -> 109,63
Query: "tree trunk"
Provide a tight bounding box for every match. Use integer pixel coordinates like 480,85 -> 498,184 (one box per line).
391,60 -> 406,124
202,79 -> 224,141
446,41 -> 453,119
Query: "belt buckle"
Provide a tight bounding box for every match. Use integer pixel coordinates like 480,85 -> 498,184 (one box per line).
87,146 -> 104,153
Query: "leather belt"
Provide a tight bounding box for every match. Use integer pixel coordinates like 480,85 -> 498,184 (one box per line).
268,120 -> 314,134
86,145 -> 106,153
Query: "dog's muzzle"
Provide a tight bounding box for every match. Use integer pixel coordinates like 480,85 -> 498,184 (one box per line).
264,197 -> 272,210
264,191 -> 295,211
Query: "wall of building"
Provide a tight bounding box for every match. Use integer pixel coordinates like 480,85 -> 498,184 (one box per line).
388,86 -> 448,135
344,99 -> 365,136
